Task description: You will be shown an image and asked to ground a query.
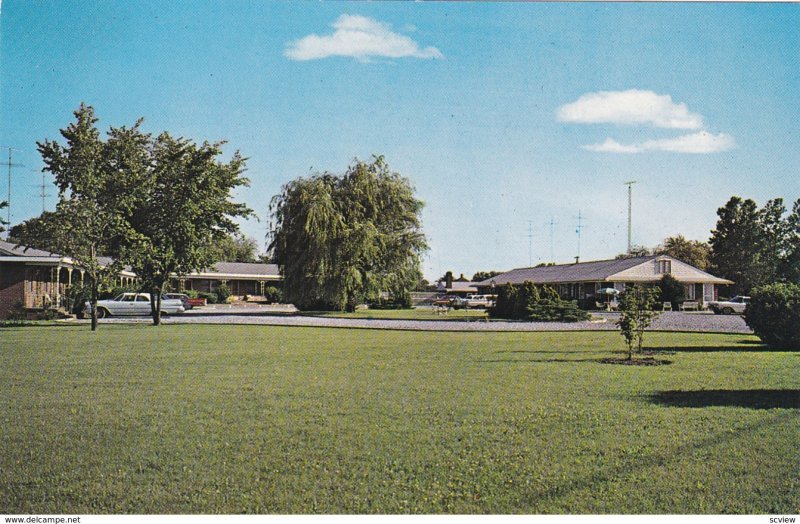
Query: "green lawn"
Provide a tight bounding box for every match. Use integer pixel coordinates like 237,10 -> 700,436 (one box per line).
1,324 -> 798,514
301,307 -> 490,321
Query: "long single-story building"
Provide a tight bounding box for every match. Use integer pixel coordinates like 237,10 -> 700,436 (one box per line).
0,240 -> 282,318
171,262 -> 282,297
475,255 -> 733,307
0,240 -> 137,318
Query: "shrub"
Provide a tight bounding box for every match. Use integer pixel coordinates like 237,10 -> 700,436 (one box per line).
183,289 -> 199,299
263,286 -> 283,304
215,284 -> 231,303
490,284 -> 518,319
658,274 -> 685,310
198,292 -> 218,304
616,285 -> 661,359
1,301 -> 28,327
745,283 -> 800,349
491,282 -> 591,322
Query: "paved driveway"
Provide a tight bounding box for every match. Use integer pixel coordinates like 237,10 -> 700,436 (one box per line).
84,308 -> 752,334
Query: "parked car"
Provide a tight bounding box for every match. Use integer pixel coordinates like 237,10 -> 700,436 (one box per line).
463,294 -> 496,309
708,295 -> 750,315
85,293 -> 186,318
164,292 -> 192,310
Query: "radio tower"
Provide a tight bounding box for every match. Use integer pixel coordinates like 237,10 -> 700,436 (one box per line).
526,220 -> 533,266
0,147 -> 24,231
34,170 -> 52,213
575,210 -> 587,263
546,216 -> 557,263
624,181 -> 637,253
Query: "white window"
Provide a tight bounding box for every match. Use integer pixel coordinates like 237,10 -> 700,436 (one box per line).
656,259 -> 671,274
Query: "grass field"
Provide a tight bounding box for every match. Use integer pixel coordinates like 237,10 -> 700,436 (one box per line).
1,324 -> 798,514
301,307 -> 490,321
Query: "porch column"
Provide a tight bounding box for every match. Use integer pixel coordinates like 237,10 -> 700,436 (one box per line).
54,264 -> 61,309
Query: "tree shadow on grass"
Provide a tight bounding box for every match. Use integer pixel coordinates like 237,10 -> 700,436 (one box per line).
648,389 -> 800,409
521,411 -> 792,510
479,357 -> 604,364
645,345 -> 789,353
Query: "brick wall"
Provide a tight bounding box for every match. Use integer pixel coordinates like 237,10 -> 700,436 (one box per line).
0,262 -> 26,319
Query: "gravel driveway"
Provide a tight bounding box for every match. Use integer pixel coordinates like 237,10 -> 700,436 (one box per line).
86,307 -> 752,334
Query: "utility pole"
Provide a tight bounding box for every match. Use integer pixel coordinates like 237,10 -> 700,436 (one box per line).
0,147 -> 24,231
624,181 -> 637,254
575,210 -> 586,263
526,220 -> 533,266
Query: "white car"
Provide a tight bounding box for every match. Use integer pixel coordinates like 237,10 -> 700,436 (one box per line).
463,294 -> 496,309
708,295 -> 750,315
86,293 -> 186,318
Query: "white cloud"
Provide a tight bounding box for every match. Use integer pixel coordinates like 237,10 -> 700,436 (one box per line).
583,131 -> 735,154
285,15 -> 443,61
557,90 -> 704,129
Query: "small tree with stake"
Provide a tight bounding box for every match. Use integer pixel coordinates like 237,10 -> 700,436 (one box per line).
616,285 -> 661,360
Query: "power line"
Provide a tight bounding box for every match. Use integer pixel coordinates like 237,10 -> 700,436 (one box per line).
624,181 -> 637,253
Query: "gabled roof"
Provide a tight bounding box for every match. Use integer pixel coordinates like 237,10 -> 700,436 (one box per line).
0,240 -> 60,258
476,255 -> 733,286
184,261 -> 281,280
436,281 -> 479,293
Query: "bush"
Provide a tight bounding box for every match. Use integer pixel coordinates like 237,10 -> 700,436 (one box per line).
198,292 -> 218,304
490,281 -> 591,322
263,286 -> 283,304
658,274 -> 685,310
745,283 -> 800,349
183,289 -> 199,299
215,284 -> 231,304
1,301 -> 28,327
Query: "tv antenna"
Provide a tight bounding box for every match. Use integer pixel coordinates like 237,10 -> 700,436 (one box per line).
0,147 -> 24,230
33,169 -> 52,213
575,210 -> 587,263
526,220 -> 533,266
546,216 -> 557,263
624,181 -> 637,253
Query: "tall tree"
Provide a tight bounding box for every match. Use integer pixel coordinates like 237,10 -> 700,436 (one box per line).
655,235 -> 712,270
472,271 -> 502,283
269,156 -> 427,311
29,104 -> 132,331
710,196 -> 799,294
709,197 -> 765,295
210,232 -> 259,263
120,132 -> 252,325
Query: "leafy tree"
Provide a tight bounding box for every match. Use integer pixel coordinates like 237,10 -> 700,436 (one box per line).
8,212 -> 60,248
269,156 -> 427,311
120,132 -> 252,325
709,197 -> 765,295
658,273 -> 685,310
210,233 -> 259,263
616,245 -> 652,259
709,196 -> 800,294
27,104 -> 132,331
616,285 -> 660,360
472,270 -> 501,283
745,282 -> 800,349
0,201 -> 7,234
655,235 -> 712,270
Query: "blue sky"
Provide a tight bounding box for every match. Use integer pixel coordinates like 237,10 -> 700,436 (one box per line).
2,2 -> 798,280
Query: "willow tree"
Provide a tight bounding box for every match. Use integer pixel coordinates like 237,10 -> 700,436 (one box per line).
269,156 -> 427,311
